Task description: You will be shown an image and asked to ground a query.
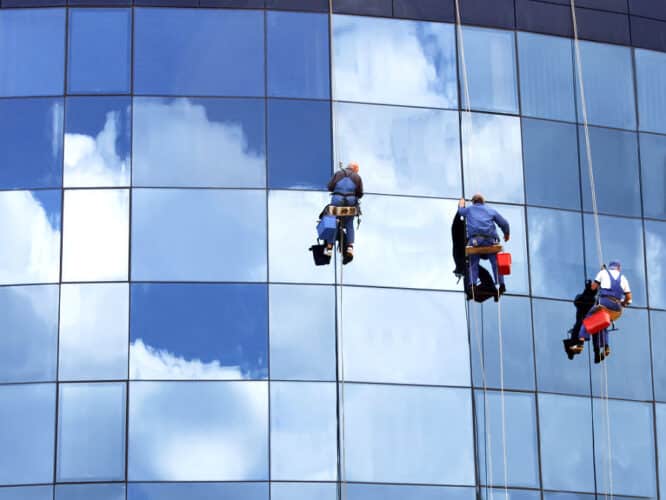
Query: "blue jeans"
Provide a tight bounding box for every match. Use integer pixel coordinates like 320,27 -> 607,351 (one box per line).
468,237 -> 503,286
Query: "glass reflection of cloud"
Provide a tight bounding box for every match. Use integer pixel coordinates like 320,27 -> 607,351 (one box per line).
129,381 -> 268,481
646,221 -> 666,309
333,15 -> 457,108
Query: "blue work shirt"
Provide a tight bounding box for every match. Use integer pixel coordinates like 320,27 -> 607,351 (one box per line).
457,202 -> 510,241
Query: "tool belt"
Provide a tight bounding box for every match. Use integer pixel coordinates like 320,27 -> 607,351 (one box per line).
327,205 -> 358,216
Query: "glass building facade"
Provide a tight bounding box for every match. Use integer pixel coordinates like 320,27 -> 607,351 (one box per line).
1,1 -> 666,499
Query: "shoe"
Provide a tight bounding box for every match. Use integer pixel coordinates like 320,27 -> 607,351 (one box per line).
342,246 -> 354,265
323,246 -> 333,257
594,350 -> 602,364
499,283 -> 506,295
604,345 -> 611,358
345,245 -> 354,257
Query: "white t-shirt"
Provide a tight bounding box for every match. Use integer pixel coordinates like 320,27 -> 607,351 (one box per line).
594,269 -> 631,294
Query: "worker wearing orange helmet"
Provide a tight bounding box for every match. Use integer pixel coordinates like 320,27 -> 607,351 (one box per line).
325,162 -> 364,260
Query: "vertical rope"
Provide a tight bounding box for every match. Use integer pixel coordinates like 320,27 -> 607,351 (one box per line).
496,302 -> 509,499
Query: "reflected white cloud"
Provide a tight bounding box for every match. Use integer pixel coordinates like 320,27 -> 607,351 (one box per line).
646,221 -> 666,309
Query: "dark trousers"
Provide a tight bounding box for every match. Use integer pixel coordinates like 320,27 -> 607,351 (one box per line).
468,237 -> 504,286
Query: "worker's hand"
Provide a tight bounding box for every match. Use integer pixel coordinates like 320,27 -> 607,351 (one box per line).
504,234 -> 510,242
458,198 -> 465,208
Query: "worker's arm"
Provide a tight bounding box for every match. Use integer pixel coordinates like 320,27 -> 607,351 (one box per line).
327,171 -> 342,192
623,291 -> 632,307
457,198 -> 468,216
354,174 -> 364,198
493,210 -> 511,242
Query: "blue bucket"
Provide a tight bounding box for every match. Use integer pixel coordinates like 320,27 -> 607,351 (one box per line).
317,215 -> 337,241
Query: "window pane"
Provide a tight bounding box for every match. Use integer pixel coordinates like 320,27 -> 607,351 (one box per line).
460,27 -> 518,114
657,403 -> 666,499
133,98 -> 265,188
0,98 -> 63,190
0,384 -> 55,485
0,190 -> 61,285
59,283 -> 129,381
475,391 -> 539,488
345,384 -> 475,485
495,204 -> 529,295
532,299 -> 591,396
517,32 -> 575,122
62,189 -> 129,282
640,133 -> 666,220
271,483 -> 336,500
539,394 -> 595,492
267,99 -> 331,190
130,284 -> 267,380
472,296 -> 534,392
57,383 -> 126,482
128,483 -> 268,500
134,9 -> 264,96
0,285 -> 59,384
646,220 -> 666,310
0,486 -> 52,500
131,189 -> 266,282
336,102 -> 461,197
462,112 -> 524,204
636,49 -> 666,134
342,287 -> 470,386
128,381 -> 268,481
332,15 -> 457,108
267,11 -> 329,99
575,41 -> 636,130
579,127 -> 641,217
652,311 -> 666,402
64,97 -> 131,188
528,207 -> 585,300
68,9 -> 130,93
593,399 -> 656,497
55,484 -> 125,500
345,485 -> 474,500
0,9 -> 65,96
269,284 -> 336,381
522,118 -> 580,210
270,382 -> 337,480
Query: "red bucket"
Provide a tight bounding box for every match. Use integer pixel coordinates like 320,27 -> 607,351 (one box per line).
497,252 -> 512,276
583,309 -> 611,335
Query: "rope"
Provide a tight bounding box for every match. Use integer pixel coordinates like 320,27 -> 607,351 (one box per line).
496,302 -> 509,497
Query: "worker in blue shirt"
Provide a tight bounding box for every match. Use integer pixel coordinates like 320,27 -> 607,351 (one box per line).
457,194 -> 510,295
324,162 -> 363,261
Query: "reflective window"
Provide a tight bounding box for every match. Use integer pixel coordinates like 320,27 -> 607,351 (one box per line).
538,394 -> 595,492
475,391 -> 539,488
517,32 -> 575,122
57,383 -> 126,482
635,49 -> 666,134
657,403 -> 666,500
481,490 -> 539,500
128,483 -> 268,500
134,9 -> 264,96
269,285 -> 335,381
68,9 -> 131,94
128,381 -> 268,481
65,97 -> 131,188
344,384 -> 474,485
59,283 -> 129,381
270,382 -> 337,480
267,11 -> 329,99
593,399 -> 656,497
640,133 -> 666,220
342,288 -> 470,386
343,196 -> 458,290
267,99 -> 331,190
646,220 -> 666,309
528,207 -> 585,300
0,98 -> 63,190
130,284 -> 267,380
62,189 -> 129,282
345,485 -> 474,500
132,189 -> 266,282
268,190 -> 334,284
652,311 -> 666,402
0,384 -> 55,485
0,486 -> 52,500
0,9 -> 65,96
496,204 -> 529,295
459,26 -> 518,114
332,15 -> 457,108
0,285 -> 58,384
579,127 -> 641,217
133,98 -> 265,188
462,113 -> 524,204
55,484 -> 125,500
336,102 -> 461,197
0,190 -> 61,286
522,118 -> 580,210
532,299 -> 591,396
271,483 -> 336,500
575,41 -> 636,130
472,296 -> 534,392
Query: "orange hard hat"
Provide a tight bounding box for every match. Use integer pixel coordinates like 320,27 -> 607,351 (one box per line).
348,162 -> 360,173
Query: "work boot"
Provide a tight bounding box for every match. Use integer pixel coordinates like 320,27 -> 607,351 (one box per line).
342,245 -> 354,265
323,245 -> 333,257
604,345 -> 611,358
594,348 -> 605,364
499,283 -> 506,295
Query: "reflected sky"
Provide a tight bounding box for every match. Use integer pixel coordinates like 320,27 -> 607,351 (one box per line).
128,381 -> 268,481
493,204 -> 528,294
646,220 -> 666,309
0,190 -> 61,285
272,483 -> 336,500
130,284 -> 267,380
342,287 -> 470,386
347,485 -> 474,500
0,486 -> 52,500
59,283 -> 129,381
128,483 -> 268,500
62,189 -> 129,282
652,311 -> 666,402
462,112 -> 524,204
335,102 -> 461,197
133,98 -> 265,188
132,189 -> 266,282
65,97 -> 130,187
55,483 -> 125,500
640,132 -> 666,220
636,49 -> 666,134
0,285 -> 58,384
657,404 -> 666,500
333,15 -> 457,108
344,384 -> 475,485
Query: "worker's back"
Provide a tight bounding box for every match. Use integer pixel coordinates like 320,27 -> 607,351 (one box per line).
464,203 -> 501,240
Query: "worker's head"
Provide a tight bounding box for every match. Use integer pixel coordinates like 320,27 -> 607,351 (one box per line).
471,193 -> 485,205
609,260 -> 622,270
347,162 -> 360,174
